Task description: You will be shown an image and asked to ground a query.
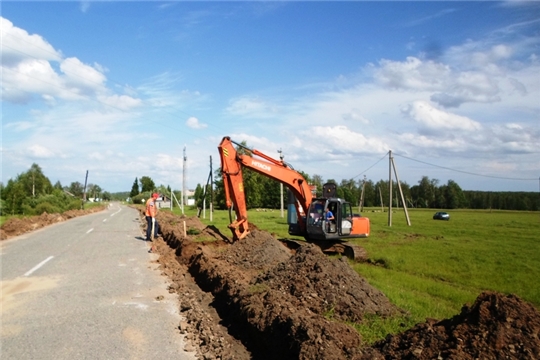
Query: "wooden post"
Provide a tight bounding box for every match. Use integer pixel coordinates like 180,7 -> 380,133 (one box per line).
358,175 -> 366,213
210,156 -> 214,222
391,156 -> 411,226
82,170 -> 89,210
388,151 -> 392,226
279,148 -> 284,218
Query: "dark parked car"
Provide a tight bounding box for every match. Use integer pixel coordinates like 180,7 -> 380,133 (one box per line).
433,211 -> 450,221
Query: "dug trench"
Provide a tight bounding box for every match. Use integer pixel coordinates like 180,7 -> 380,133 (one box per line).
145,210 -> 540,360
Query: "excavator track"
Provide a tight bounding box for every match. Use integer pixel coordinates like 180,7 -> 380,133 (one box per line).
279,239 -> 368,262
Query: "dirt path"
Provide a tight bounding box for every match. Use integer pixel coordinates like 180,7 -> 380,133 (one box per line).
3,207 -> 539,359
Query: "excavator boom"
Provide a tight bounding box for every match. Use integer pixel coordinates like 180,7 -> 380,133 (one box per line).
218,136 -> 370,261
218,136 -> 313,240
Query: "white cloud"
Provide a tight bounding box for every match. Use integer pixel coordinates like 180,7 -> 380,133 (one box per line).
226,97 -> 279,118
302,125 -> 389,156
27,144 -> 55,158
402,101 -> 482,132
186,117 -> 207,129
97,94 -> 142,111
60,57 -> 107,94
397,133 -> 468,151
373,57 -> 451,91
0,17 -> 62,67
1,17 -> 137,106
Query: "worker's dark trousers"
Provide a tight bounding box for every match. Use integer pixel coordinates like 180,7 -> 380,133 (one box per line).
145,216 -> 160,240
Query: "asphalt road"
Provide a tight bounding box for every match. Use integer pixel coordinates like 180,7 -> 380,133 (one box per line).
0,203 -> 196,360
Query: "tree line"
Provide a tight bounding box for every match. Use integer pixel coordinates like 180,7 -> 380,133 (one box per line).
0,163 -> 113,216
210,172 -> 539,212
4,161 -> 535,218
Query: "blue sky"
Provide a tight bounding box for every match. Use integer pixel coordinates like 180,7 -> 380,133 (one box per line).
2,1 -> 539,194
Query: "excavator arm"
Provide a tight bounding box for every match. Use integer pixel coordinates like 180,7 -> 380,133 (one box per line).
218,136 -> 313,241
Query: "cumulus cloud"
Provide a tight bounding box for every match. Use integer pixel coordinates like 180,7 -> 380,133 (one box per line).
98,94 -> 142,110
402,101 -> 482,132
0,17 -> 62,67
373,57 -> 451,91
304,125 -> 389,156
27,144 -> 55,158
371,39 -> 535,108
0,16 -> 140,106
60,57 -> 107,93
186,116 -> 207,129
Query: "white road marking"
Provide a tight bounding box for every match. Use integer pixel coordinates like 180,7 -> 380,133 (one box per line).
123,302 -> 149,310
24,256 -> 54,277
86,228 -> 94,234
111,208 -> 122,217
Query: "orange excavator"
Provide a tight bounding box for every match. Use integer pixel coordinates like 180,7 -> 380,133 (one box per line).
218,136 -> 370,261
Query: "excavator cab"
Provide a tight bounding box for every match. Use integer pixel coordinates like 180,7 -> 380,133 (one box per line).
305,198 -> 355,241
303,183 -> 369,242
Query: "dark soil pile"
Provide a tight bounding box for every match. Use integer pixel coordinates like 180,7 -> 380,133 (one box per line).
253,243 -> 400,323
150,212 -> 400,359
364,291 -> 540,359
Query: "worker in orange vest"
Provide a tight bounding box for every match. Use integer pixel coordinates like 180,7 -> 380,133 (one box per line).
145,192 -> 160,253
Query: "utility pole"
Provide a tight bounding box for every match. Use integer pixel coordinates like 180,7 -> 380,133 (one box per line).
82,170 -> 89,210
278,148 -> 284,218
182,146 -> 187,214
198,156 -> 214,222
210,156 -> 214,222
358,175 -> 366,213
391,155 -> 411,226
388,150 -> 393,226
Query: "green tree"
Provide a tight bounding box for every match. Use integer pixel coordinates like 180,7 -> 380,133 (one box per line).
130,178 -> 139,198
194,183 -> 204,208
20,163 -> 53,198
443,180 -> 466,209
413,176 -> 439,208
2,178 -> 26,214
67,182 -> 84,197
139,176 -> 155,193
1,164 -> 54,215
102,191 -> 112,201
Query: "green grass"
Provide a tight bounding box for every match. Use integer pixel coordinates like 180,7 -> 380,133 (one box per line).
173,206 -> 540,343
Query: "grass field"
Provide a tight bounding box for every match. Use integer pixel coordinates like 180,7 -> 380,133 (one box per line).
185,206 -> 540,343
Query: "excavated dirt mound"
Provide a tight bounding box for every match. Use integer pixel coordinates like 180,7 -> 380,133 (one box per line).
364,291 -> 540,360
0,206 -> 106,240
149,211 -> 400,359
147,211 -> 540,360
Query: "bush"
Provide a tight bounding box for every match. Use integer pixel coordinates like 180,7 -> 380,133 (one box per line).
34,202 -> 62,215
66,199 -> 82,210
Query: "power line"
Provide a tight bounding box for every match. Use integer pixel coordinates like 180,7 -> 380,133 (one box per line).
350,152 -> 389,180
